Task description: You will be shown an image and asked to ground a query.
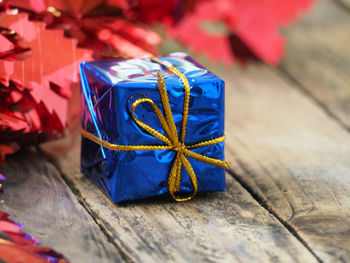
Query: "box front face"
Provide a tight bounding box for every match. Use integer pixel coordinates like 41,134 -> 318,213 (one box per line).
81,53 -> 225,202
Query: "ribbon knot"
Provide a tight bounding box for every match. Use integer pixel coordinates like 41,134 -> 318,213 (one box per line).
81,57 -> 229,201
174,142 -> 185,153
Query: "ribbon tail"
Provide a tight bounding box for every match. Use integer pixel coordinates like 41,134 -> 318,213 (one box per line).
168,153 -> 182,200
131,98 -> 172,145
168,153 -> 198,202
183,149 -> 230,168
178,155 -> 198,202
187,136 -> 226,149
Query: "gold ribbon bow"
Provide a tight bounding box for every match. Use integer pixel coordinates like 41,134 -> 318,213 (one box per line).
81,57 -> 229,201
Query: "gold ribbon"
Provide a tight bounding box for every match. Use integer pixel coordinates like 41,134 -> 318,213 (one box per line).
81,57 -> 229,201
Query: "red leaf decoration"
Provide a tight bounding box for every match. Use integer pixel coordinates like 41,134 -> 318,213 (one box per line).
168,0 -> 314,65
126,0 -> 178,24
265,0 -> 315,26
167,3 -> 235,65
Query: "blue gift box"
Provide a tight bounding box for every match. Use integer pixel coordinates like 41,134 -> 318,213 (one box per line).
80,52 -> 226,202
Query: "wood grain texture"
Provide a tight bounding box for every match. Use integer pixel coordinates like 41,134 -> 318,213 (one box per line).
42,132 -> 317,263
280,0 -> 350,128
0,151 -> 123,263
222,64 -> 350,262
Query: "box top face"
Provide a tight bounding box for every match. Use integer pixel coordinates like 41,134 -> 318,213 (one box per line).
80,52 -> 216,86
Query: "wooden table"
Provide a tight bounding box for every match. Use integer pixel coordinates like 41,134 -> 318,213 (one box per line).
1,0 -> 350,262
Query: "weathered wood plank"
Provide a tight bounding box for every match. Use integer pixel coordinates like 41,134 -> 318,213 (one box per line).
280,0 -> 350,128
0,151 -> 123,263
43,130 -> 317,262
223,64 -> 350,262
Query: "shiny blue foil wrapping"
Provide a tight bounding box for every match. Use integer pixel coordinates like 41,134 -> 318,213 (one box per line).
80,52 -> 225,202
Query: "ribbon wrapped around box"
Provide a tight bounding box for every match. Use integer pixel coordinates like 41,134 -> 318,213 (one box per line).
80,52 -> 228,202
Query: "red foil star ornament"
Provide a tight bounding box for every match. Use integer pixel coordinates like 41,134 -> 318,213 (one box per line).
0,10 -> 92,163
0,12 -> 91,119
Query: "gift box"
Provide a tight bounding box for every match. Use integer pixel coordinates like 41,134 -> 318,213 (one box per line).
80,52 -> 228,202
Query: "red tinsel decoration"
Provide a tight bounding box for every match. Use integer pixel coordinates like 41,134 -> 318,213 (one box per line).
0,173 -> 68,262
0,9 -> 92,164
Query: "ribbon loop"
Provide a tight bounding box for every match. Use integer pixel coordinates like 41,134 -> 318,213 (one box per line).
81,58 -> 229,201
130,97 -> 172,145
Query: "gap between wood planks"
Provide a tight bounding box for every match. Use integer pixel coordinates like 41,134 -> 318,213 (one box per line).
222,66 -> 324,263
277,67 -> 350,133
274,3 -> 350,259
226,166 -> 323,263
41,145 -> 319,263
221,61 -> 350,262
279,0 -> 350,130
38,147 -> 135,263
334,0 -> 350,13
225,1 -> 350,261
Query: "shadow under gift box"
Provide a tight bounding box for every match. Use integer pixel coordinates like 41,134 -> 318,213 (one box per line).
80,52 -> 225,202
